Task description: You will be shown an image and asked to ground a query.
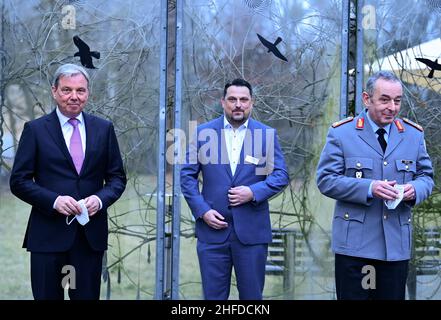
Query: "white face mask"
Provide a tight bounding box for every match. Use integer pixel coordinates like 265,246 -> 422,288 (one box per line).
384,184 -> 405,210
65,199 -> 90,226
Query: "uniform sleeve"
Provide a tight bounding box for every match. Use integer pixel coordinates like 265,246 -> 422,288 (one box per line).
408,132 -> 434,206
316,128 -> 373,205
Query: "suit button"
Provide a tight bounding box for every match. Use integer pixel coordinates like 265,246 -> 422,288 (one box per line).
408,218 -> 411,223
383,215 -> 387,219
344,213 -> 349,220
383,161 -> 388,166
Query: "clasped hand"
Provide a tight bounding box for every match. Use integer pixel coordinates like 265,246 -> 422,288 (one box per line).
202,186 -> 254,229
55,195 -> 100,216
372,180 -> 415,201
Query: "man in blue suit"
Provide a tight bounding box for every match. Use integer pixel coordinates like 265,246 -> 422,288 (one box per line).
316,71 -> 434,299
181,79 -> 289,300
10,64 -> 126,300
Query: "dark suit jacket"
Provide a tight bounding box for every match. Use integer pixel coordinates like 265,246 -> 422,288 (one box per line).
10,110 -> 126,252
180,116 -> 289,245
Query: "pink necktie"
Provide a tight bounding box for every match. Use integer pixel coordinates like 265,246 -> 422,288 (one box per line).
68,118 -> 84,174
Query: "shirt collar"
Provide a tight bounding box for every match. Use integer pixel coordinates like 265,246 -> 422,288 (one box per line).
56,107 -> 84,126
223,116 -> 249,130
365,110 -> 391,135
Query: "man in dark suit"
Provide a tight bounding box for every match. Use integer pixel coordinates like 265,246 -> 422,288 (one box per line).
10,63 -> 126,300
180,79 -> 289,300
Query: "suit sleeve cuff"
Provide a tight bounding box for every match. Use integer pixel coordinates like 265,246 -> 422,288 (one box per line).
368,181 -> 374,199
53,196 -> 61,210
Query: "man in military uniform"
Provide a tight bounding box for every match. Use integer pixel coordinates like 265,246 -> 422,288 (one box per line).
316,71 -> 434,300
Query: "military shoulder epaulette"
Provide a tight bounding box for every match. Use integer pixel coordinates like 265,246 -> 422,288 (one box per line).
332,116 -> 354,128
403,118 -> 423,132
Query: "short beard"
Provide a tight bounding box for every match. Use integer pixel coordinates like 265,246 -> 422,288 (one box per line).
225,112 -> 249,128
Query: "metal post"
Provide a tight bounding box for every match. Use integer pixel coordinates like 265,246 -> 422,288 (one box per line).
155,0 -> 168,300
171,0 -> 183,300
355,0 -> 364,115
407,238 -> 417,300
0,0 -> 6,175
164,195 -> 173,299
283,232 -> 296,299
340,0 -> 350,119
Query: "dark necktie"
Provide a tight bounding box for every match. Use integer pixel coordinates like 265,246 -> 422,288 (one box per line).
376,128 -> 387,153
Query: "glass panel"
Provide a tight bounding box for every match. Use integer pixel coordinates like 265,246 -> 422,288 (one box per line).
0,0 -> 160,299
180,0 -> 342,299
364,0 -> 441,300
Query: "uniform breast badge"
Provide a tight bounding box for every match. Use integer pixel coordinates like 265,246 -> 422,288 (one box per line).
355,162 -> 362,178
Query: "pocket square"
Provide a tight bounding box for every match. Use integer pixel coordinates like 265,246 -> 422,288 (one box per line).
245,155 -> 259,165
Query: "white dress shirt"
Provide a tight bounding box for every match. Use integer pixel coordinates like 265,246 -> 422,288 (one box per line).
53,108 -> 102,211
223,117 -> 249,176
56,107 -> 86,153
366,111 -> 391,144
366,111 -> 392,198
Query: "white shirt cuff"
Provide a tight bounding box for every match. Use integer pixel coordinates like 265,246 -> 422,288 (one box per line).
91,195 -> 103,210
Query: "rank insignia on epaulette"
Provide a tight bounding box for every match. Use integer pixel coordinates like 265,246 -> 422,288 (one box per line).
394,119 -> 405,132
403,118 -> 423,132
355,118 -> 364,130
332,116 -> 354,128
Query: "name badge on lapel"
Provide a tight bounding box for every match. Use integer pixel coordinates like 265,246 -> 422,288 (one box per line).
245,155 -> 259,165
355,171 -> 363,179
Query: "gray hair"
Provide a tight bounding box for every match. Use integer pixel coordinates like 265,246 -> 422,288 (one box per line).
365,71 -> 401,97
53,63 -> 90,88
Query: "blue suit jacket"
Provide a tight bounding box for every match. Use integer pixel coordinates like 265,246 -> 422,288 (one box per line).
316,110 -> 434,261
180,116 -> 289,245
10,110 -> 126,252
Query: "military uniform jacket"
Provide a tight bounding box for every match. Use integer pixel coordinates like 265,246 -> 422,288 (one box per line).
316,110 -> 434,261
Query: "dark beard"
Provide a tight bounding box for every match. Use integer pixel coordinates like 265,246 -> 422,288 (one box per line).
225,112 -> 248,128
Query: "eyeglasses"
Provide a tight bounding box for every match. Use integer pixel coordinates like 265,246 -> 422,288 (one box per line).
226,97 -> 251,104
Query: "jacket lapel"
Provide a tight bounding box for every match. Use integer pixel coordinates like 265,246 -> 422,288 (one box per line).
215,116 -> 233,180
356,114 -> 384,156
384,121 -> 404,158
81,112 -> 96,175
45,110 -> 77,172
231,118 -> 254,184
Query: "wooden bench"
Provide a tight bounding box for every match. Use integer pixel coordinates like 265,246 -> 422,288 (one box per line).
265,230 -> 291,275
415,228 -> 441,275
266,228 -> 334,274
269,228 -> 441,299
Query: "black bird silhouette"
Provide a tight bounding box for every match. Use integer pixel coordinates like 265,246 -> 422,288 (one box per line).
416,57 -> 441,78
73,35 -> 100,69
257,33 -> 288,62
